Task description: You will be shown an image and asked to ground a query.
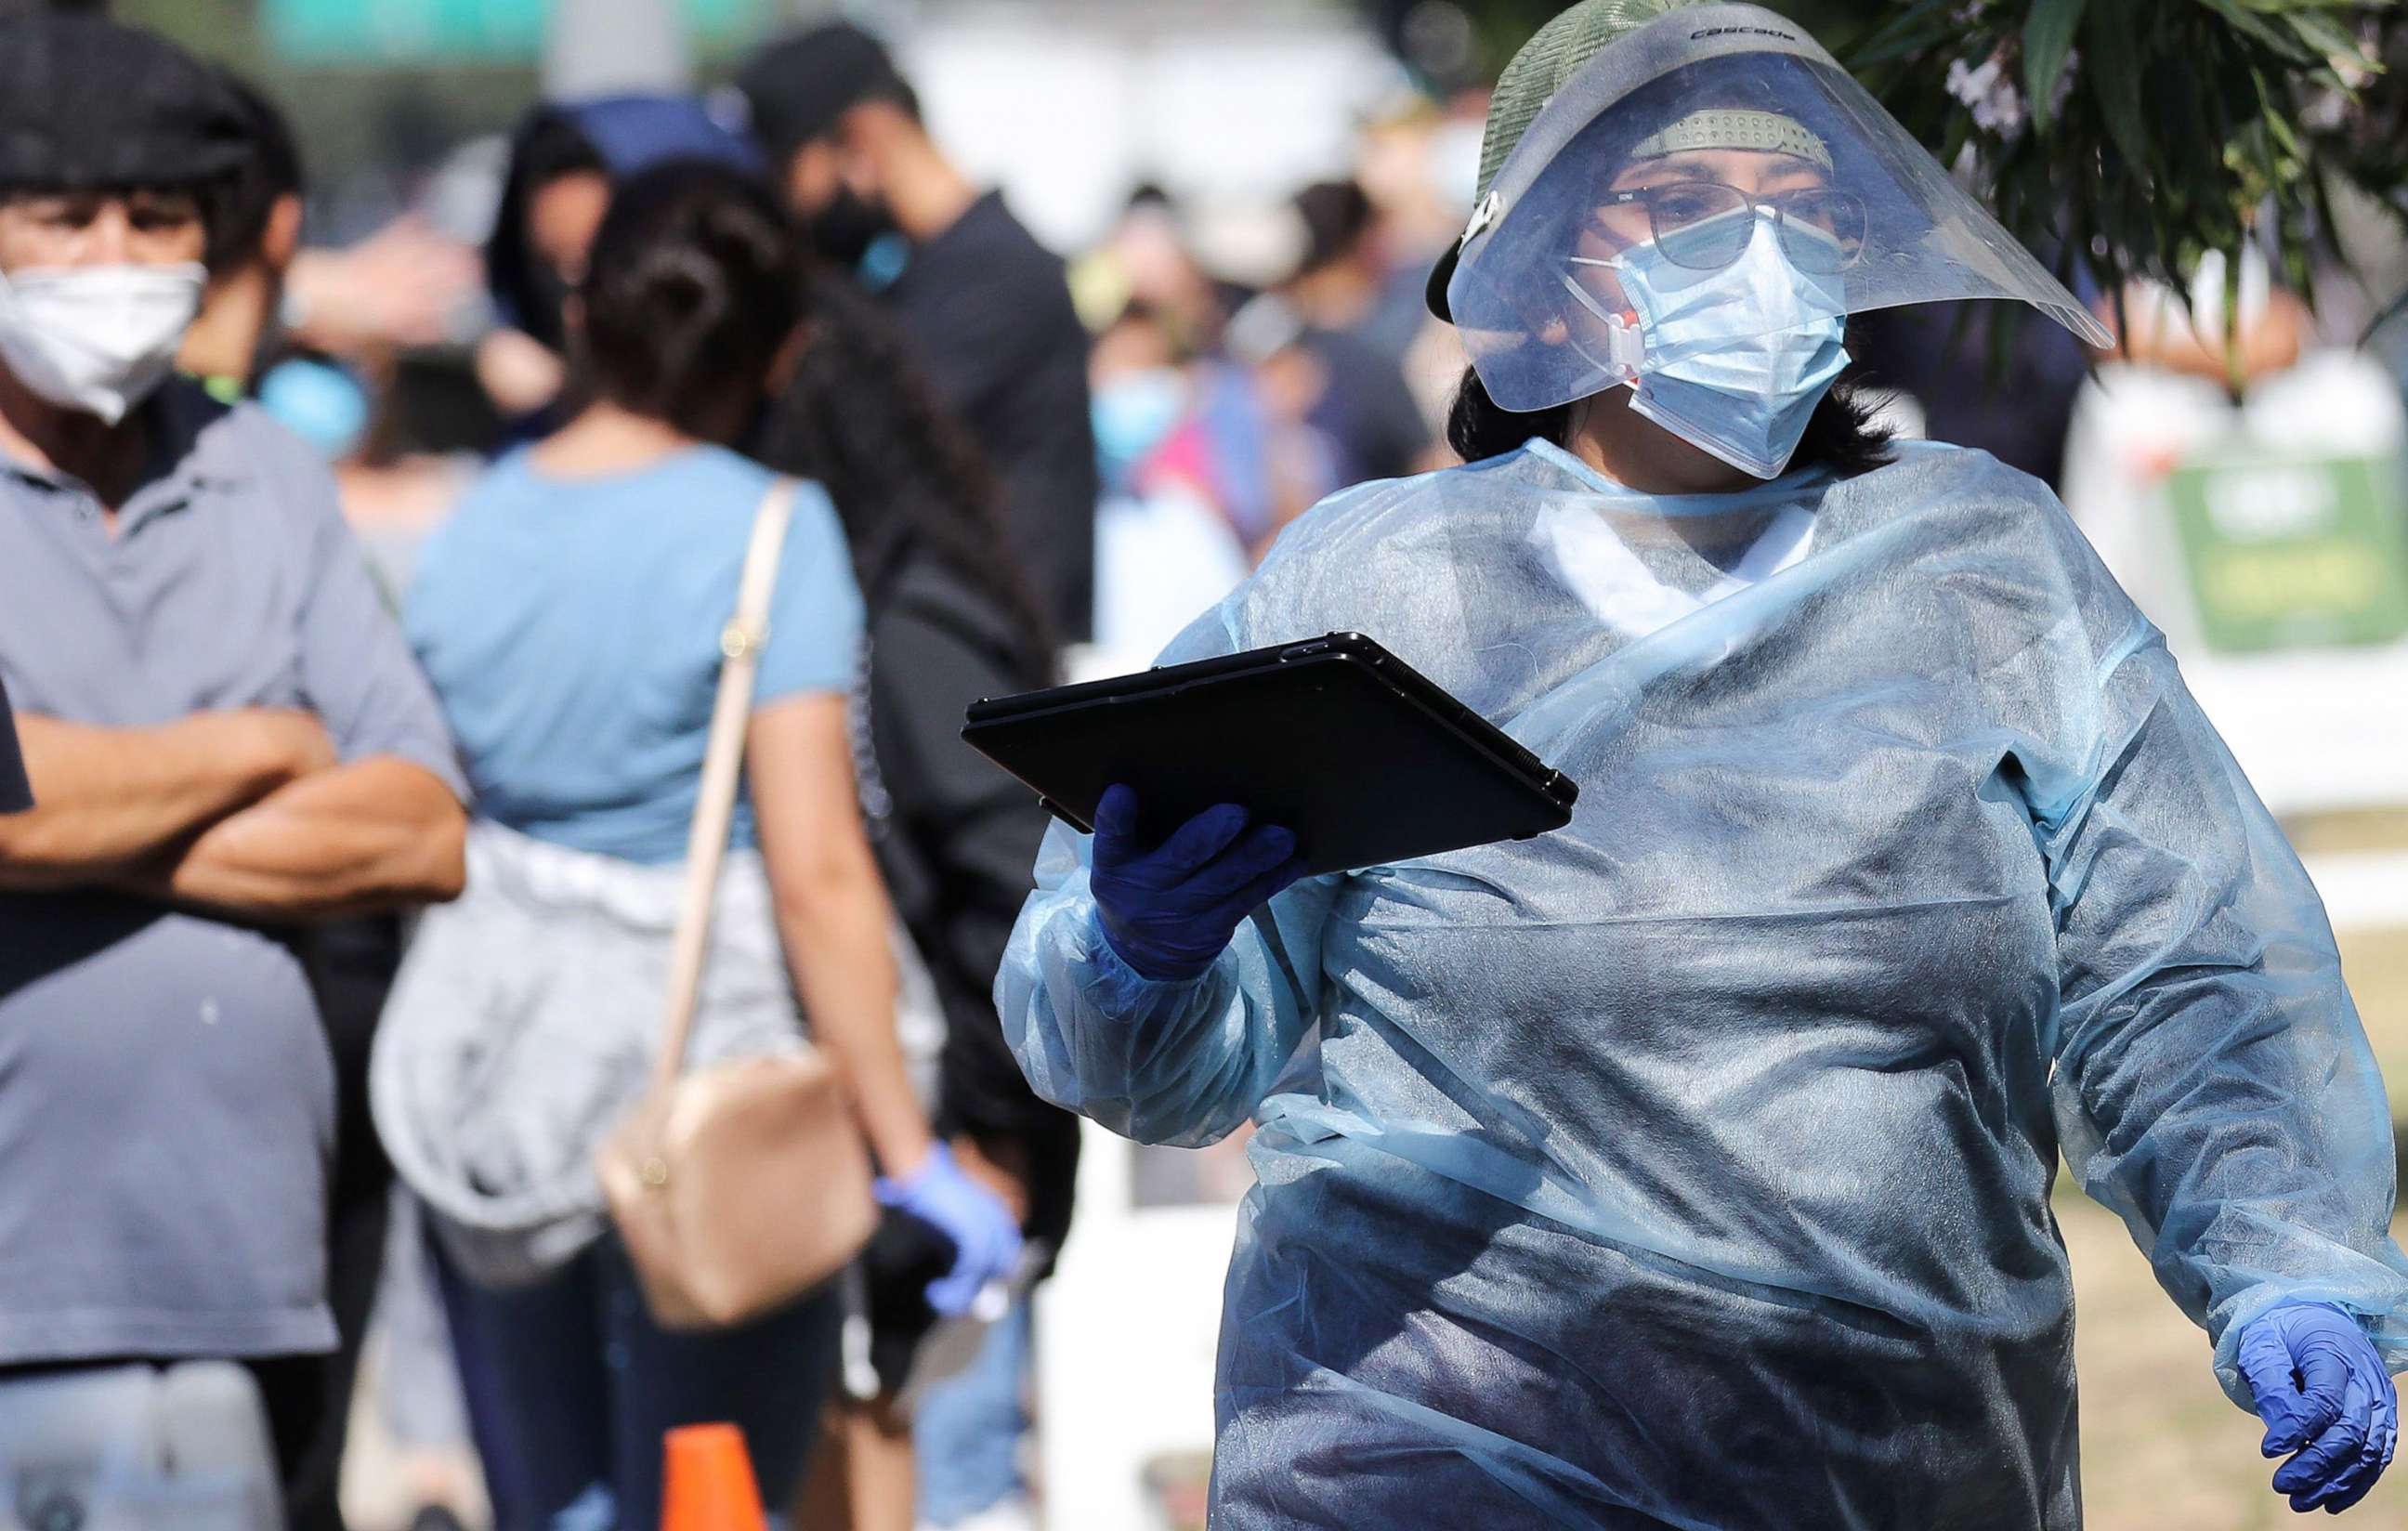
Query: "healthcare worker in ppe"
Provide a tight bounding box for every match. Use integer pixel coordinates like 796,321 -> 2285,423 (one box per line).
998,2 -> 2408,1524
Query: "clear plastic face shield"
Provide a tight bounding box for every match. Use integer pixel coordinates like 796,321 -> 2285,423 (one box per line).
1444,5 -> 2112,478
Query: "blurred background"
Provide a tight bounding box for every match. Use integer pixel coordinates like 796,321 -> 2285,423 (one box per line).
74,0 -> 2408,1525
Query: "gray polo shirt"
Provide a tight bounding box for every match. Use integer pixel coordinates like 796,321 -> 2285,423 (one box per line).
0,382 -> 464,1363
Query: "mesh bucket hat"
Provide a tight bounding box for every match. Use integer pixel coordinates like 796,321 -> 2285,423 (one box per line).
1424,0 -> 1716,321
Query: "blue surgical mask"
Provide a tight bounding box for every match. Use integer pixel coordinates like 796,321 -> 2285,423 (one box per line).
1564,214 -> 1849,478
256,356 -> 371,462
1092,368 -> 1186,485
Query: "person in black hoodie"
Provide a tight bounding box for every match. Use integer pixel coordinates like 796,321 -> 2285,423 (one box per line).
756,271 -> 1077,1527
476,94 -> 771,436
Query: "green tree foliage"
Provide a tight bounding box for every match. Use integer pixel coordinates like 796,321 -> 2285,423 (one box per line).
1852,1 -> 2398,328
1438,0 -> 2400,343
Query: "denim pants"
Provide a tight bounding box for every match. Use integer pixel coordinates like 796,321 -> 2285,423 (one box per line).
438,1236 -> 841,1531
912,1302 -> 1032,1525
0,1361 -> 282,1531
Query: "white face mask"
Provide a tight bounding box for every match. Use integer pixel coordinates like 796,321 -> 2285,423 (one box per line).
0,263 -> 206,425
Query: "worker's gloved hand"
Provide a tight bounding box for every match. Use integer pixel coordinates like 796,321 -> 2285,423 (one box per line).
1089,784 -> 1308,982
875,1143 -> 1023,1320
2237,1300 -> 2398,1513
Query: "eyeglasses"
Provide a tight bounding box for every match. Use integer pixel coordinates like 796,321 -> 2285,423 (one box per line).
1595,182 -> 1867,273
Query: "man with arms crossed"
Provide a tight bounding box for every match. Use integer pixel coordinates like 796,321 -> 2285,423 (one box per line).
0,14 -> 467,1507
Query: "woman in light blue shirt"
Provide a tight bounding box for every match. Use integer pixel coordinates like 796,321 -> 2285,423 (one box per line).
392,164 -> 1018,1530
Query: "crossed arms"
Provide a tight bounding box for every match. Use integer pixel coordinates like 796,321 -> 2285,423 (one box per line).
0,709 -> 465,921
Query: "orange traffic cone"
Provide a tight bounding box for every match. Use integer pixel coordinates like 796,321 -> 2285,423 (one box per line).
661,1422 -> 768,1531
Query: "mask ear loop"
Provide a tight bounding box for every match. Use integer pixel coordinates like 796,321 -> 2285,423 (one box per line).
1559,259 -> 1644,382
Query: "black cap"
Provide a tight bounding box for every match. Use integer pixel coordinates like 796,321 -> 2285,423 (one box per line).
0,15 -> 250,191
734,22 -> 909,164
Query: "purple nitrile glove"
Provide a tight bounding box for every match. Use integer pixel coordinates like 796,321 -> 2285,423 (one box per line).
1089,783 -> 1307,982
2237,1300 -> 2398,1514
874,1143 -> 1022,1319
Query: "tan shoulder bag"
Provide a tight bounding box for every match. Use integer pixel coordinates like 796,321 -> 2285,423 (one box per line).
597,479 -> 879,1330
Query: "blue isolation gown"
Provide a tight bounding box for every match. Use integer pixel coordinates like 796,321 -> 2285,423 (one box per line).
998,439 -> 2408,1528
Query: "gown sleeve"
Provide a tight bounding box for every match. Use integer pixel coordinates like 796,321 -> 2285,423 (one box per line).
2032,499 -> 2408,1407
996,824 -> 1341,1148
992,492 -> 1369,1148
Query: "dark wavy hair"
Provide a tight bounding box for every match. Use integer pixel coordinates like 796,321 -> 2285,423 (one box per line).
486,104 -> 609,351
575,163 -> 802,444
1445,356 -> 1895,476
752,271 -> 1054,683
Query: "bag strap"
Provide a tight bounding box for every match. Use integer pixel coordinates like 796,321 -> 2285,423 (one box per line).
656,479 -> 798,1086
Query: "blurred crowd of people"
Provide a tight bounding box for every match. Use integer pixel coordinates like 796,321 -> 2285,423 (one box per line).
1,7 -> 2405,1531
299,60 -> 1498,674
0,5 -> 1524,1526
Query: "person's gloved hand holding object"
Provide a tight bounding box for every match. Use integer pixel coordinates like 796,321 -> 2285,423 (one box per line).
1089,784 -> 1308,982
874,1142 -> 1022,1319
2238,1300 -> 2398,1513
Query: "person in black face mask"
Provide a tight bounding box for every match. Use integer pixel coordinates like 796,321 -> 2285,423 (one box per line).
737,22 -> 1097,645
800,183 -> 899,275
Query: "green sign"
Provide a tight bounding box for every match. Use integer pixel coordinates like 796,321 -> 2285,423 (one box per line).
265,0 -> 762,63
2164,449 -> 2408,652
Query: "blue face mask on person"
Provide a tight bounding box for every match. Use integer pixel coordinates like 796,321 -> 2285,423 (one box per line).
1092,368 -> 1187,486
1564,212 -> 1850,478
255,357 -> 372,462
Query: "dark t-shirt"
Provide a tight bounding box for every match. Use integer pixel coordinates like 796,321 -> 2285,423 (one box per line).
1302,324 -> 1434,487
884,191 -> 1097,643
0,675 -> 28,812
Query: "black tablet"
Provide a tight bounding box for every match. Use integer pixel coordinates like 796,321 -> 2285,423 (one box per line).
961,633 -> 1577,877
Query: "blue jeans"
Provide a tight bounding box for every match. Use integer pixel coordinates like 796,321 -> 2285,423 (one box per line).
437,1236 -> 841,1531
912,1302 -> 1032,1525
